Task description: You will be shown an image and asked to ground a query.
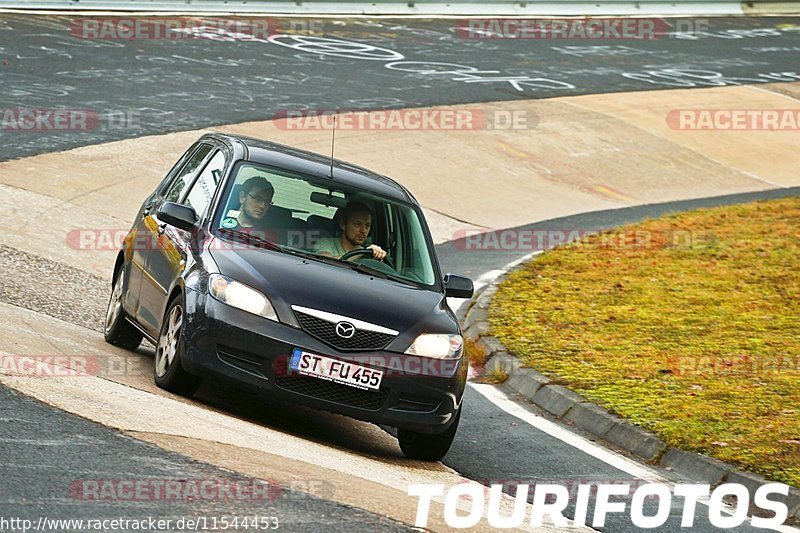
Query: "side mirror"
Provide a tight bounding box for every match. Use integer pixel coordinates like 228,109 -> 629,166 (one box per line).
157,202 -> 198,232
443,273 -> 474,299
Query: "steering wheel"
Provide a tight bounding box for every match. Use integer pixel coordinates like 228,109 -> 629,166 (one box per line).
340,248 -> 395,270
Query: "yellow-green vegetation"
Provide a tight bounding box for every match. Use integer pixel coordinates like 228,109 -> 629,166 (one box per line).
490,197 -> 800,486
464,337 -> 488,367
482,366 -> 510,385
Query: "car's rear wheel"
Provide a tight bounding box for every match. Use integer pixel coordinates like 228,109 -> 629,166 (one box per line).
104,265 -> 143,350
154,296 -> 200,396
397,407 -> 461,461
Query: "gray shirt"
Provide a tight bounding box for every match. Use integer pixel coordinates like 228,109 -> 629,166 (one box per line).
314,237 -> 355,258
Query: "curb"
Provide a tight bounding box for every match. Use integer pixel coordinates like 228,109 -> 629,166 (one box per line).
459,270 -> 800,524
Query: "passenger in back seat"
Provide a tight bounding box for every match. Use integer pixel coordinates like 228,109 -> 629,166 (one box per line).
220,177 -> 275,233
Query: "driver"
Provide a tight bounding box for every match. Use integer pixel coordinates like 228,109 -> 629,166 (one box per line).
314,201 -> 387,261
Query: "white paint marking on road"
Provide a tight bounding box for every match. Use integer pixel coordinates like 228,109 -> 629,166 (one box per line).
470,381 -> 800,532
447,295 -> 473,316
475,269 -> 506,285
471,382 -> 665,482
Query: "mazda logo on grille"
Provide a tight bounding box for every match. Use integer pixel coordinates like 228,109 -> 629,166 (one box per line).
335,321 -> 356,339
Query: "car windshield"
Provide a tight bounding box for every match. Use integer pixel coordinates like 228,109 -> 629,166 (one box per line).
212,161 -> 438,286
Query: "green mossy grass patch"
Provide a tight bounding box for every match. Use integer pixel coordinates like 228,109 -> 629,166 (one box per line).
490,198 -> 800,486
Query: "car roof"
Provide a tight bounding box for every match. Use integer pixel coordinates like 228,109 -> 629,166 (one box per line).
203,133 -> 415,204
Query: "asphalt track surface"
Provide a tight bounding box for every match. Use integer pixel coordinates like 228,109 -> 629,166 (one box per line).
0,386 -> 413,532
2,14 -> 800,532
1,15 -> 800,160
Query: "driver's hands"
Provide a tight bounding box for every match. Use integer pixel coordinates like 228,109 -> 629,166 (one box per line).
367,244 -> 387,261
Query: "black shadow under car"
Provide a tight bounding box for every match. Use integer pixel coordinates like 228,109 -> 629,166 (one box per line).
104,133 -> 474,461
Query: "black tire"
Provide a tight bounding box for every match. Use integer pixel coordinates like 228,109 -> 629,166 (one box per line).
398,407 -> 461,461
153,296 -> 200,397
104,265 -> 143,351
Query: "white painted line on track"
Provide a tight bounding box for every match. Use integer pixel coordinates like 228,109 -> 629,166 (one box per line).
471,382 -> 665,483
470,382 -> 800,532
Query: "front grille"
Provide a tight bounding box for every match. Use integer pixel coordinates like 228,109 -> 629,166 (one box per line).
294,310 -> 395,351
275,375 -> 389,411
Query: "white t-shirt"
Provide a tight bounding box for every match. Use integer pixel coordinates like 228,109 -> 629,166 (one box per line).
314,237 -> 349,258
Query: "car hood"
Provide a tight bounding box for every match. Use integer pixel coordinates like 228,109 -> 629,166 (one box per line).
209,241 -> 456,340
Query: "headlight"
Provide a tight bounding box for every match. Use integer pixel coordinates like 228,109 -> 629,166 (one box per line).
208,274 -> 278,321
405,334 -> 463,359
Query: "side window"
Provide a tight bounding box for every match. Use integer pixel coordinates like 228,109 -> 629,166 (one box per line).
183,150 -> 226,217
163,143 -> 214,203
157,142 -> 198,195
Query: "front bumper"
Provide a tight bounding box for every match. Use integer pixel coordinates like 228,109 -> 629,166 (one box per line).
180,290 -> 467,434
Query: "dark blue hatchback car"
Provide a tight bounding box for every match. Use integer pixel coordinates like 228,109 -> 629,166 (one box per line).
104,133 -> 474,460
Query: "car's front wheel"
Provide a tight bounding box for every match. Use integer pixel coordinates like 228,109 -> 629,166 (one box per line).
154,296 -> 200,396
104,265 -> 143,350
397,407 -> 461,461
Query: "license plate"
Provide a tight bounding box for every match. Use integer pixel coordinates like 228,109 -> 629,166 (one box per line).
288,348 -> 383,391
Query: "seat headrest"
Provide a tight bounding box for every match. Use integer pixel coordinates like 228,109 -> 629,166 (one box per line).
226,184 -> 243,212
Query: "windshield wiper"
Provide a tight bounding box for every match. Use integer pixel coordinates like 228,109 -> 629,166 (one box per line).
282,247 -> 343,265
217,234 -> 349,267
349,262 -> 388,279
278,246 -> 398,281
217,228 -> 282,251
347,262 -> 418,287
